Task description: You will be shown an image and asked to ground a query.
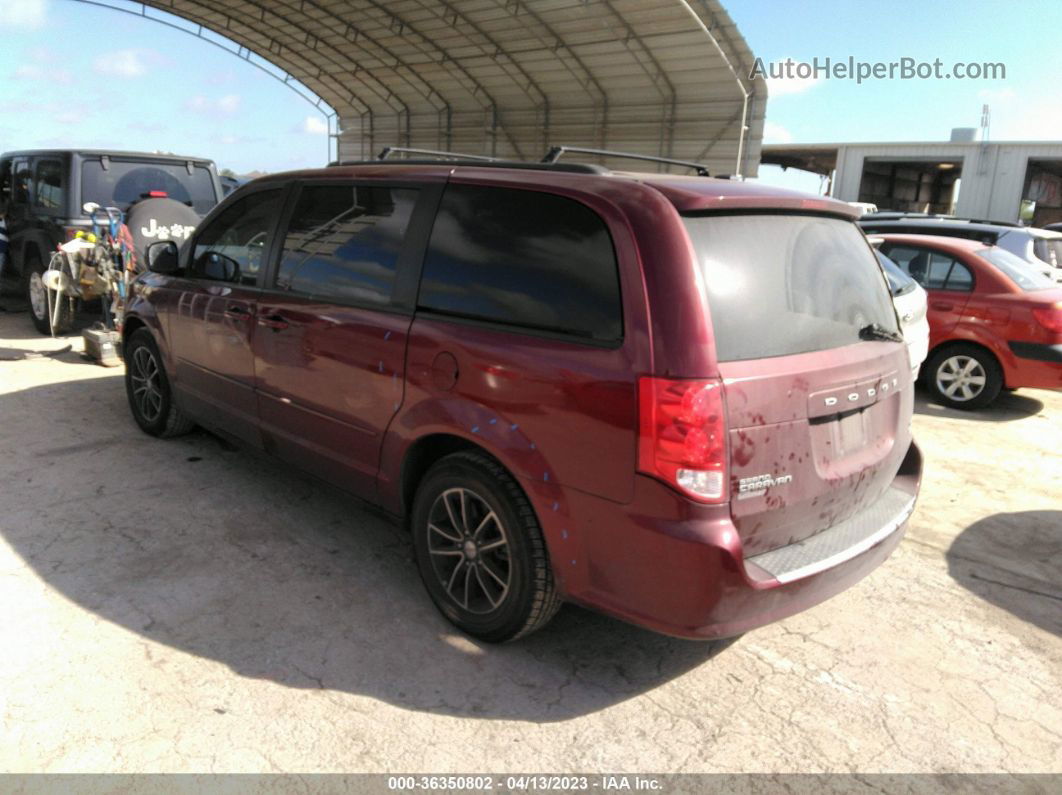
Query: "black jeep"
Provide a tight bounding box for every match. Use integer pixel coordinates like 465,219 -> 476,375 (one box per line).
0,149 -> 223,333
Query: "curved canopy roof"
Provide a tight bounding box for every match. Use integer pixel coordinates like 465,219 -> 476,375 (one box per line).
143,0 -> 766,175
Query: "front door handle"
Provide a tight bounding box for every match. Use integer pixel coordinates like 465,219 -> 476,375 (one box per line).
931,301 -> 954,311
257,313 -> 290,331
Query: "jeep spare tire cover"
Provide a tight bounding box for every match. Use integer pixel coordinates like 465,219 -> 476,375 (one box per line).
125,198 -> 201,271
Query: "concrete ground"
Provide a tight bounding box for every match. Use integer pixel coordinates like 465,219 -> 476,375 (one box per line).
1,307 -> 1059,775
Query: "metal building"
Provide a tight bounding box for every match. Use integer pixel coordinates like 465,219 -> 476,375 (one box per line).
763,136 -> 1062,226
133,0 -> 766,176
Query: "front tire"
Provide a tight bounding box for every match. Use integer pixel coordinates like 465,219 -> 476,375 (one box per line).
925,343 -> 1003,410
124,329 -> 195,437
411,451 -> 561,642
26,254 -> 74,335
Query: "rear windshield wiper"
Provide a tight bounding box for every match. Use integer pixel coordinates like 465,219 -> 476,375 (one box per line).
859,323 -> 905,343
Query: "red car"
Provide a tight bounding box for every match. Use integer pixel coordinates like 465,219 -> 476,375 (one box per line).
878,234 -> 1062,409
123,156 -> 922,642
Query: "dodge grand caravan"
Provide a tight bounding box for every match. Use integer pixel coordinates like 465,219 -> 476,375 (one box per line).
123,157 -> 923,642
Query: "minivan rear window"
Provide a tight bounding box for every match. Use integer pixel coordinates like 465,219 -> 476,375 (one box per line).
418,184 -> 622,342
81,159 -> 218,215
683,214 -> 898,362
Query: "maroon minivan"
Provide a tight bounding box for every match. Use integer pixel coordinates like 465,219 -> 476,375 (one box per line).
124,157 -> 922,642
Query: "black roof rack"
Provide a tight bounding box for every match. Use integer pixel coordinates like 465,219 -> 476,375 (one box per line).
329,154 -> 608,175
542,145 -> 711,177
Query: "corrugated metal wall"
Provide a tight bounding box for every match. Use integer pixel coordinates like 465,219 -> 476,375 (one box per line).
833,142 -> 1062,222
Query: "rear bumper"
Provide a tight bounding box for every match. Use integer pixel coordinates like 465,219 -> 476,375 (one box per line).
543,440 -> 922,640
1003,342 -> 1062,390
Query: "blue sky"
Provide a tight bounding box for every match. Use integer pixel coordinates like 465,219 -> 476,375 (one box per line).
2,0 -> 1060,186
728,0 -> 1062,191
0,0 -> 332,175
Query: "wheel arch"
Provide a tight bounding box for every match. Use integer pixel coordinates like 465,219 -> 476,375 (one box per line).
926,337 -> 1005,379
121,314 -> 147,343
399,433 -> 502,519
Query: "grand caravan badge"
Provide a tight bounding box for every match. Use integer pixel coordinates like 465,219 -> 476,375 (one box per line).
738,472 -> 793,499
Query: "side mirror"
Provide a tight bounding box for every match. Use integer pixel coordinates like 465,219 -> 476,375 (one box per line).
202,251 -> 240,282
146,240 -> 180,274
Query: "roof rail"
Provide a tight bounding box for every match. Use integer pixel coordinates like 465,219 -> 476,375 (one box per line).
542,145 -> 711,177
377,146 -> 498,162
329,157 -> 609,175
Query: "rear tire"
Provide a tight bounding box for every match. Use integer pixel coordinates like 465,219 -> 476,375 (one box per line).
124,328 -> 195,438
26,253 -> 74,335
411,451 -> 562,643
925,343 -> 1002,410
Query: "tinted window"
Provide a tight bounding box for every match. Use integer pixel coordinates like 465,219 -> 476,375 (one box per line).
34,159 -> 63,209
81,159 -> 218,214
12,160 -> 30,204
885,245 -> 973,291
418,185 -> 622,341
276,185 -> 417,306
0,160 -> 11,207
192,189 -> 282,285
925,253 -> 955,289
944,259 -> 974,290
683,214 -> 898,362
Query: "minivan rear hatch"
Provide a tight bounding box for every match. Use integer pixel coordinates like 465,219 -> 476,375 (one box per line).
683,212 -> 915,558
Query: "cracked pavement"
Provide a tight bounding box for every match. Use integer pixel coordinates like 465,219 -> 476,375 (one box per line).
1,311 -> 1059,773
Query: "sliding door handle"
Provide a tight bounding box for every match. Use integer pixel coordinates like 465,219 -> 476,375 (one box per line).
257,314 -> 290,331
223,304 -> 251,319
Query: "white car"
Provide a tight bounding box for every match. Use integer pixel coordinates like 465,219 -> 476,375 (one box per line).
876,250 -> 929,375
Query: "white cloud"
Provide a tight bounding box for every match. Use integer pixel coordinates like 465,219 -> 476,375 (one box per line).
766,74 -> 820,98
978,88 -> 1016,102
299,116 -> 329,135
184,94 -> 242,116
992,104 -> 1062,140
14,63 -> 72,84
762,121 -> 793,144
970,89 -> 1062,140
92,49 -> 160,78
217,94 -> 241,114
0,0 -> 47,27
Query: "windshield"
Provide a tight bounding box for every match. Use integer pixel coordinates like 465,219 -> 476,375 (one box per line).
977,248 -> 1057,291
682,213 -> 899,362
81,159 -> 218,215
1031,237 -> 1059,266
1044,238 -> 1062,269
876,251 -> 918,297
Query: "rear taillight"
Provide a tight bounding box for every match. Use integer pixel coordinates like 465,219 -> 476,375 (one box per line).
148,190 -> 168,198
1032,305 -> 1062,333
638,376 -> 728,503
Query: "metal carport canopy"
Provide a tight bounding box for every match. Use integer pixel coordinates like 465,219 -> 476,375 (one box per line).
141,0 -> 766,175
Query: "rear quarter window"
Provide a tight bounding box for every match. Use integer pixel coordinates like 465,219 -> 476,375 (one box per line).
417,184 -> 622,342
683,213 -> 898,362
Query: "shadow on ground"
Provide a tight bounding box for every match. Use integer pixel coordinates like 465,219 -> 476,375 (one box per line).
0,372 -> 731,722
914,387 -> 1045,423
947,510 -> 1062,637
